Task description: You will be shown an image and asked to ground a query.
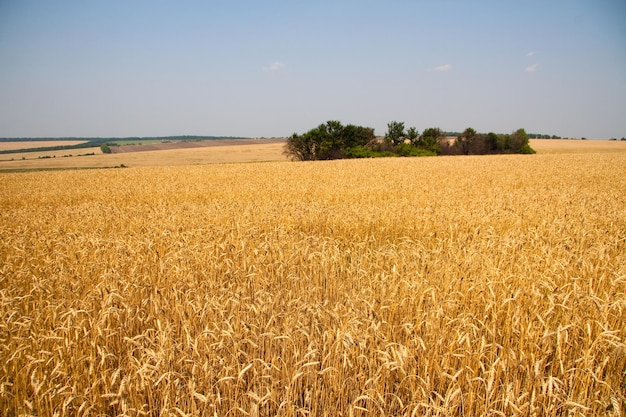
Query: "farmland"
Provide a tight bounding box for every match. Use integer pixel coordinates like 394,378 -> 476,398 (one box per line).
0,140 -> 88,151
1,144 -> 625,416
0,138 -> 624,172
0,139 -> 288,171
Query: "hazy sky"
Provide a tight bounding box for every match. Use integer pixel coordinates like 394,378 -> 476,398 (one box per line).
1,1 -> 624,138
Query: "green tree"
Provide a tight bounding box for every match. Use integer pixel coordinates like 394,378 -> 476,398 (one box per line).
285,121 -> 375,161
418,127 -> 443,154
407,127 -> 419,145
456,127 -> 477,155
486,132 -> 499,151
509,128 -> 533,153
385,121 -> 406,146
342,124 -> 376,149
284,132 -> 316,161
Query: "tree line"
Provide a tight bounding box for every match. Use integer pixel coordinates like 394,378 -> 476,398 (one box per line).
285,121 -> 535,161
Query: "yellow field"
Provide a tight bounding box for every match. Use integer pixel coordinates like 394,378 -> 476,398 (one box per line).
529,139 -> 626,154
1,150 -> 625,416
0,140 -> 88,151
0,141 -> 288,170
2,139 -> 625,171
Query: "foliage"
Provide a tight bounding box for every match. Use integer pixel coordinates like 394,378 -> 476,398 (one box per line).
418,127 -> 443,154
287,121 -> 536,160
406,127 -> 419,144
343,146 -> 397,159
528,133 -> 562,139
442,127 -> 535,155
518,143 -> 537,154
384,121 -> 407,146
100,143 -> 112,154
286,121 -> 441,161
509,128 -> 530,151
285,121 -> 376,161
395,143 -> 437,157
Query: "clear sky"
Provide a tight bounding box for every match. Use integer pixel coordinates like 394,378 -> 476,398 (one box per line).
1,0 -> 624,139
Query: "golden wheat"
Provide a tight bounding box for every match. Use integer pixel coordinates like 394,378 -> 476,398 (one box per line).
1,152 -> 625,416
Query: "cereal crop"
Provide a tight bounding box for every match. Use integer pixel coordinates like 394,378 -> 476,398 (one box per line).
1,152 -> 625,416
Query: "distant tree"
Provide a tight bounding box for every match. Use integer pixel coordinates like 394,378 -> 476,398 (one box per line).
317,120 -> 344,159
418,127 -> 443,154
100,143 -> 112,154
496,133 -> 510,151
486,132 -> 499,151
284,132 -> 316,161
456,127 -> 478,155
385,121 -> 406,146
342,124 -> 376,150
406,127 -> 419,145
284,121 -> 375,161
510,128 -> 535,153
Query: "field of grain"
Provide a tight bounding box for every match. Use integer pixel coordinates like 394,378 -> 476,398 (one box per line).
2,139 -> 624,171
529,139 -> 626,154
1,151 -> 625,416
0,140 -> 88,151
0,141 -> 288,170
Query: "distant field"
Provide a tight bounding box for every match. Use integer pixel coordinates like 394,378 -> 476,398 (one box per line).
108,138 -> 286,153
107,139 -> 173,146
1,138 -> 624,171
530,138 -> 626,153
0,140 -> 87,151
0,140 -> 288,171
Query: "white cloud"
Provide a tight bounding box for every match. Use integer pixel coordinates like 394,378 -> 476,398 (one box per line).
525,64 -> 539,73
434,64 -> 452,72
263,61 -> 285,71
526,51 -> 536,57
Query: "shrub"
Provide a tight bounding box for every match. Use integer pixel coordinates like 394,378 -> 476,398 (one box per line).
518,143 -> 537,154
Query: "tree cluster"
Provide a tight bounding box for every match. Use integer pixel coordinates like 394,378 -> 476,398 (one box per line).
285,121 -> 536,161
284,121 -> 378,161
442,127 -> 535,155
285,121 -> 443,161
383,121 -> 442,156
528,133 -> 562,139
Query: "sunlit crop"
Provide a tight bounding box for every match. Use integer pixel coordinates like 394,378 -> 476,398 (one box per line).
1,152 -> 624,416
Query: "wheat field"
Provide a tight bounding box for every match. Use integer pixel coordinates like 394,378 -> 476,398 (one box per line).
1,152 -> 625,416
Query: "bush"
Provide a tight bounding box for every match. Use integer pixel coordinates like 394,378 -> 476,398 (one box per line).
396,143 -> 437,157
518,143 -> 536,154
344,146 -> 398,159
344,146 -> 373,158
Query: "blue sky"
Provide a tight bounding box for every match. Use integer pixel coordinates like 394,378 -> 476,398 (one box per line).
0,0 -> 624,138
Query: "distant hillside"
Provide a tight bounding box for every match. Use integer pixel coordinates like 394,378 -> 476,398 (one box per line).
0,136 -> 250,154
